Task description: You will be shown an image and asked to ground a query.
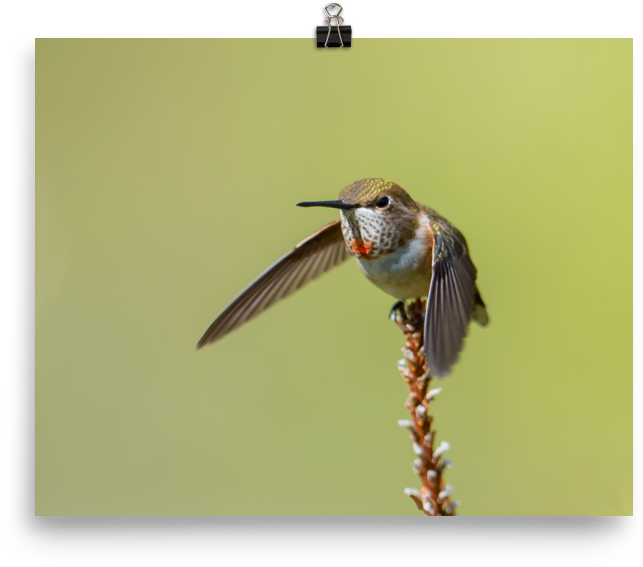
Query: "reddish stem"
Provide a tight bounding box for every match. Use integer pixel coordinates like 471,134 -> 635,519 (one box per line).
396,299 -> 456,516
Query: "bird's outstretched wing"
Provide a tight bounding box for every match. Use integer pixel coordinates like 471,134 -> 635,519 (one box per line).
424,213 -> 485,377
197,220 -> 350,348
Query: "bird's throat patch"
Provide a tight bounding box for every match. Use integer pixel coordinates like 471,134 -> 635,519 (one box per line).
350,238 -> 373,258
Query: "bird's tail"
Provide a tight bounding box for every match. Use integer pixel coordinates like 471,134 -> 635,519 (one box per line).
472,286 -> 489,327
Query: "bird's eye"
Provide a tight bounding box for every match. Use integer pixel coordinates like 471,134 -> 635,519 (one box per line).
376,196 -> 390,209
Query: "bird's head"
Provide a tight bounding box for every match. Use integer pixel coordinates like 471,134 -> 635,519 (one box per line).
297,178 -> 420,259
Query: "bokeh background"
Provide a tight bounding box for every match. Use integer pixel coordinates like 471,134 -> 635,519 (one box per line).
36,39 -> 632,515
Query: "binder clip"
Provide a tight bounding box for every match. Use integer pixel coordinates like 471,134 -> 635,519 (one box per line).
316,4 -> 351,48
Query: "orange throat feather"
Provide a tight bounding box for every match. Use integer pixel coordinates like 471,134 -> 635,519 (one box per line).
350,238 -> 373,258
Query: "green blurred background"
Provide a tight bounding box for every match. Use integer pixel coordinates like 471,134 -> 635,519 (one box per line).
36,39 -> 632,516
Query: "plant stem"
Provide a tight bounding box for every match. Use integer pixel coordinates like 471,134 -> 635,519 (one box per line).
395,299 -> 457,516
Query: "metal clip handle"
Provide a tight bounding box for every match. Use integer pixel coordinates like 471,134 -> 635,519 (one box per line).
324,3 -> 344,47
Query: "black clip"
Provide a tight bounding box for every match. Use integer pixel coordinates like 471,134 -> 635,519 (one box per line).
316,4 -> 351,48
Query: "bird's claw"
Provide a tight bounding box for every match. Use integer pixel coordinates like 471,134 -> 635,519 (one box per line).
389,300 -> 407,322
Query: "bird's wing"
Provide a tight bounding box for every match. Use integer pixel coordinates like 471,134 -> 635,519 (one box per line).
424,215 -> 479,377
197,220 -> 350,348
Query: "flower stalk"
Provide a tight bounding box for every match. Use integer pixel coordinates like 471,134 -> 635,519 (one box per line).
394,299 -> 458,516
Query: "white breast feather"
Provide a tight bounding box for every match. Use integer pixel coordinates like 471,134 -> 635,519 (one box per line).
350,211 -> 433,299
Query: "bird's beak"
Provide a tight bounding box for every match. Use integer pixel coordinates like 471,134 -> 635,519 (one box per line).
296,200 -> 359,210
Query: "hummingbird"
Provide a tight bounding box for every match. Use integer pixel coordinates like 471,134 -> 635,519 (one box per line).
197,178 -> 488,376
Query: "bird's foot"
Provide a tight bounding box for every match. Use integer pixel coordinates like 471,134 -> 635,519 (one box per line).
389,300 -> 407,323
